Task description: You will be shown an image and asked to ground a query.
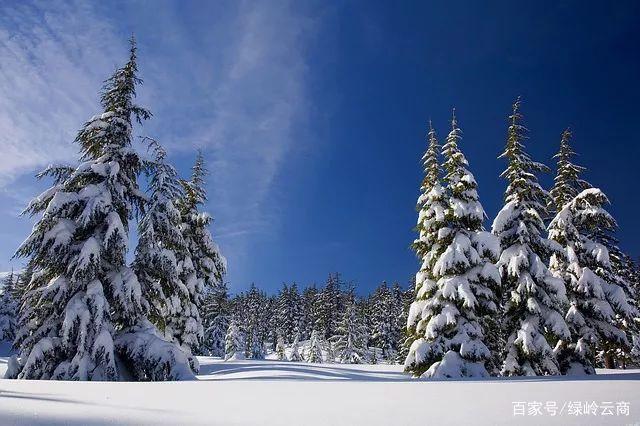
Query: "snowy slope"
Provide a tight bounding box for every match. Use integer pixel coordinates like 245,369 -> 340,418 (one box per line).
0,353 -> 638,425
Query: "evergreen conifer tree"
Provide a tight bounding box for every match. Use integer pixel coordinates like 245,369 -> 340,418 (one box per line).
202,281 -> 230,357
405,111 -> 501,378
0,272 -> 18,342
300,285 -> 318,340
331,298 -> 368,364
224,320 -> 245,361
134,140 -> 198,370
276,283 -> 301,344
404,121 -> 447,372
369,282 -> 403,361
8,39 -> 194,381
492,98 -> 569,376
306,329 -> 324,363
549,189 -> 636,374
176,152 -> 227,366
243,284 -> 267,359
289,333 -> 303,362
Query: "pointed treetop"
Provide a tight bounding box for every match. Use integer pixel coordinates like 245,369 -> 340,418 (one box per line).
421,119 -> 441,189
549,127 -> 589,212
442,110 -> 484,226
77,38 -> 150,160
190,150 -> 208,193
97,34 -> 149,124
129,34 -> 137,60
498,97 -> 549,205
512,96 -> 521,114
181,151 -> 209,210
443,108 -> 464,164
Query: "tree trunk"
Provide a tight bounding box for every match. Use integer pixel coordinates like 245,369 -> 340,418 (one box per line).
604,353 -> 615,369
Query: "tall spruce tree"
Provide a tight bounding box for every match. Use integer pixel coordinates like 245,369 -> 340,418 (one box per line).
404,121 -> 447,371
314,273 -> 343,339
8,39 -> 194,381
613,253 -> 640,367
492,98 -> 570,376
243,284 -> 267,359
300,285 -> 318,340
549,189 -> 636,374
276,283 -> 302,344
369,282 -> 403,361
405,111 -> 501,378
331,295 -> 369,364
134,140 -> 199,371
590,230 -> 639,368
202,280 -> 230,357
176,152 -> 227,367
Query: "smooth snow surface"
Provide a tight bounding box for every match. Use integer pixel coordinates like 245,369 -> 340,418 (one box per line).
0,353 -> 639,425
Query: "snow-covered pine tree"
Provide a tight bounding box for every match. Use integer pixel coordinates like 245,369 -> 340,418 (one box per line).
405,111 -> 501,378
592,234 -> 639,368
243,284 -> 267,359
369,282 -> 402,361
276,283 -> 301,344
613,253 -> 640,367
289,333 -> 303,361
134,139 -> 200,372
8,39 -> 194,381
548,129 -> 589,214
266,295 -> 278,351
404,121 -> 447,373
249,328 -> 265,360
314,273 -> 343,340
202,281 -> 230,357
275,283 -> 289,341
224,320 -> 245,361
390,282 -> 407,354
412,120 -> 445,261
300,285 -> 318,340
306,329 -> 324,363
331,297 -> 368,364
0,272 -> 18,343
287,283 -> 302,342
549,189 -> 636,374
176,151 -> 227,364
492,98 -> 570,377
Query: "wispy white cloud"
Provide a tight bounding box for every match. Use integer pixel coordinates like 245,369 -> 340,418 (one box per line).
187,2 -> 312,254
133,1 -> 315,286
0,0 -> 125,185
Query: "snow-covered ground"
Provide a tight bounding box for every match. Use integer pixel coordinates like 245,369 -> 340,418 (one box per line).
1,348 -> 639,425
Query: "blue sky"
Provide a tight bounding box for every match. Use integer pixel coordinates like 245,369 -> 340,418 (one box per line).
0,0 -> 638,295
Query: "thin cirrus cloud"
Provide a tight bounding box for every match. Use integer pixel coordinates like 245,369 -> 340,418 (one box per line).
0,1 -> 124,185
0,0 -> 317,288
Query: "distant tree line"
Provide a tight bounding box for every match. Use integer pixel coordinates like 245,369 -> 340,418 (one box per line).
199,273 -> 414,364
